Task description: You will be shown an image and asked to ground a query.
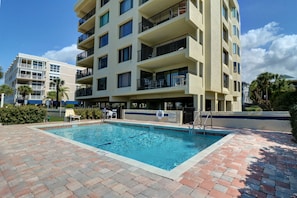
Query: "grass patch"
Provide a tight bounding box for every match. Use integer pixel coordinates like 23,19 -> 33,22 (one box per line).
48,116 -> 64,122
244,105 -> 262,111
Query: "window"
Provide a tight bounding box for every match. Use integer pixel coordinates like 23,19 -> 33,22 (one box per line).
100,12 -> 109,27
99,33 -> 108,48
238,81 -> 241,92
50,64 -> 60,73
199,30 -> 203,45
98,55 -> 108,69
222,4 -> 228,20
97,77 -> 107,91
120,0 -> 133,15
223,49 -> 229,65
223,73 -> 229,88
223,26 -> 228,42
238,63 -> 241,74
233,62 -> 237,73
234,81 -> 237,91
101,0 -> 109,7
231,7 -> 240,22
119,20 -> 132,38
119,45 -> 132,63
233,43 -> 237,54
233,25 -> 237,36
199,62 -> 203,77
199,0 -> 203,14
118,72 -> 131,88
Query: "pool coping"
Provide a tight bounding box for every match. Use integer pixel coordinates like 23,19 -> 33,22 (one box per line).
30,120 -> 236,180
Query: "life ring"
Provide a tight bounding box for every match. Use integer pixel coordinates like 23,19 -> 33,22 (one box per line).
156,110 -> 164,120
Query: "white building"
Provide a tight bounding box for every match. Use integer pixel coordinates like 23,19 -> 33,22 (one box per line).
4,53 -> 83,105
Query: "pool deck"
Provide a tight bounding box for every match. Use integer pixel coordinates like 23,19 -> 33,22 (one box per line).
0,120 -> 296,198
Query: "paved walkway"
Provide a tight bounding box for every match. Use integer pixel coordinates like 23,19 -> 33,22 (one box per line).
0,122 -> 296,198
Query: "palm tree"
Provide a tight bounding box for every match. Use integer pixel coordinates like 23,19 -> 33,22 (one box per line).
52,78 -> 68,108
17,85 -> 33,105
0,84 -> 14,96
0,84 -> 14,107
59,86 -> 69,101
0,66 -> 3,79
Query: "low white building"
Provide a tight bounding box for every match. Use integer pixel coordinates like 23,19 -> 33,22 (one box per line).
4,53 -> 83,105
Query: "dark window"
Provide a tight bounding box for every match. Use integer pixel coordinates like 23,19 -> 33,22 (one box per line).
234,81 -> 237,91
223,73 -> 229,88
223,49 -> 229,65
118,72 -> 131,88
233,62 -> 237,73
238,81 -> 241,92
223,26 -> 228,42
120,0 -> 133,15
119,20 -> 133,38
97,77 -> 107,91
99,33 -> 108,48
101,0 -> 109,7
98,55 -> 108,69
238,63 -> 241,74
119,45 -> 132,63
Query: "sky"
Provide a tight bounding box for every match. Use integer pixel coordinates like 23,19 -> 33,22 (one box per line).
0,0 -> 297,83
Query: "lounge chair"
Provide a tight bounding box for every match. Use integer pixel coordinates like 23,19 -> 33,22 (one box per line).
65,108 -> 81,122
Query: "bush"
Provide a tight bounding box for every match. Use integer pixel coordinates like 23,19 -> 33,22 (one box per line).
289,104 -> 297,142
65,104 -> 75,109
74,108 -> 103,120
0,105 -> 46,125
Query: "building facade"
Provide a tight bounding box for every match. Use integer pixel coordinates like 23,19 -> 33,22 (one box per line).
4,53 -> 83,105
74,0 -> 241,111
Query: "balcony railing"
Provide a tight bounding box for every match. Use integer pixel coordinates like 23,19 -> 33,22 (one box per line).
77,48 -> 94,62
138,37 -> 186,62
137,75 -> 186,90
139,0 -> 187,33
76,87 -> 92,97
78,28 -> 95,43
139,0 -> 149,6
78,8 -> 95,26
76,69 -> 93,79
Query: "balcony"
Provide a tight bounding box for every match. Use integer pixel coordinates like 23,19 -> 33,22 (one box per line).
78,28 -> 94,43
138,37 -> 186,62
78,28 -> 95,49
76,87 -> 92,97
137,35 -> 201,68
137,75 -> 186,91
139,1 -> 187,33
76,48 -> 94,62
78,8 -> 95,32
138,0 -> 201,44
78,8 -> 95,26
76,69 -> 93,84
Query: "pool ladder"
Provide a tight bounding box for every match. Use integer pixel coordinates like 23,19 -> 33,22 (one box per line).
190,111 -> 212,135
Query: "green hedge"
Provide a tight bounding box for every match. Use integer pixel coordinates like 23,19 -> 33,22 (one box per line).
74,108 -> 103,120
0,105 -> 46,125
289,104 -> 297,141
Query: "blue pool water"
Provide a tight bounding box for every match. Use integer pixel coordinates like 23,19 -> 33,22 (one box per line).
45,123 -> 223,170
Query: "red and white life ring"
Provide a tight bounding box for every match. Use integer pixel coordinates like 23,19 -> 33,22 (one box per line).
156,110 -> 164,120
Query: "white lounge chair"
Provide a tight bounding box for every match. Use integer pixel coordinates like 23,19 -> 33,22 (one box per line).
65,108 -> 81,122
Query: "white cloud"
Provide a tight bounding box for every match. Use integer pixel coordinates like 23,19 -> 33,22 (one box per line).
241,22 -> 297,83
42,44 -> 82,65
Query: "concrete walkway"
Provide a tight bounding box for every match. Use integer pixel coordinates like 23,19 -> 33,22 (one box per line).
0,122 -> 296,198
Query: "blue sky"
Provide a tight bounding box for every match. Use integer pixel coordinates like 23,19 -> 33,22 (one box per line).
0,0 -> 297,83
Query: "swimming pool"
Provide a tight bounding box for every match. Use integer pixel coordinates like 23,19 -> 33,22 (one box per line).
45,122 -> 225,171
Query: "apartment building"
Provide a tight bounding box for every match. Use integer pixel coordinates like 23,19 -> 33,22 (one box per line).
74,0 -> 241,112
4,53 -> 83,105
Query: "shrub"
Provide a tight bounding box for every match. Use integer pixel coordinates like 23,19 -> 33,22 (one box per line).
0,105 -> 46,125
65,104 -> 74,108
73,108 -> 103,120
289,104 -> 297,142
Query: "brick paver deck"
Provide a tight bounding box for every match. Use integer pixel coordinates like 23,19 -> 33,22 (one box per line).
0,122 -> 296,198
